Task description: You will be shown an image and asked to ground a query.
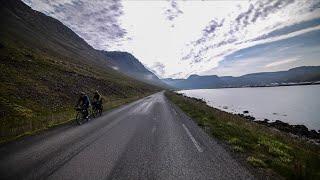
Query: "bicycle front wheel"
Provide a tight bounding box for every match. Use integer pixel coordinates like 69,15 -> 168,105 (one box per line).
75,111 -> 84,125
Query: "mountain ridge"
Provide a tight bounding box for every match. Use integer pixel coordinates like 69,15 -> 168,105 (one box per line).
162,66 -> 320,89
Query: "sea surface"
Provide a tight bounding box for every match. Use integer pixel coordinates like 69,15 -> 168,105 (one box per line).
179,85 -> 320,130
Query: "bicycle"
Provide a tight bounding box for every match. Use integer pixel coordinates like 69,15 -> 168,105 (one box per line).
92,103 -> 103,118
75,107 -> 89,125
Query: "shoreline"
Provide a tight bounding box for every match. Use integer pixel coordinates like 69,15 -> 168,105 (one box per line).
217,104 -> 320,142
223,81 -> 320,89
178,81 -> 320,91
237,113 -> 320,143
186,94 -> 320,145
185,95 -> 320,143
176,87 -> 320,144
209,105 -> 320,141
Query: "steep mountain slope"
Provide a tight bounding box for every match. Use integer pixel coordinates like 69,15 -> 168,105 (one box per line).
163,66 -> 320,89
0,0 -> 165,87
101,51 -> 169,88
0,0 -> 160,140
0,0 -> 111,68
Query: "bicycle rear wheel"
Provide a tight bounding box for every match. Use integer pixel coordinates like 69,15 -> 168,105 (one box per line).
91,108 -> 97,118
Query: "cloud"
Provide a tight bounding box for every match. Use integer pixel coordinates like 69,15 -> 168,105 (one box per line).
234,0 -> 295,28
265,57 -> 299,67
202,29 -> 320,76
22,0 -> 128,50
112,66 -> 119,70
220,25 -> 320,62
183,0 -> 320,72
147,62 -> 166,78
203,19 -> 224,36
164,0 -> 183,22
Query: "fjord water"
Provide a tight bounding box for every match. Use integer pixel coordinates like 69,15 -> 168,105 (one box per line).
179,85 -> 320,130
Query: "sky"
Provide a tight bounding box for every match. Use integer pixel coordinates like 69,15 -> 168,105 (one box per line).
22,0 -> 320,78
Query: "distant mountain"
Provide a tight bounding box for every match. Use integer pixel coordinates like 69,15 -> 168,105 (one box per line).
0,0 -> 160,139
163,66 -> 320,89
101,51 -> 169,88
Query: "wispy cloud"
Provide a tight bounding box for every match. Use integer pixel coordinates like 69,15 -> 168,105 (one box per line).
147,62 -> 166,77
164,0 -> 183,22
265,57 -> 299,68
112,66 -> 119,71
183,0 -> 320,75
23,0 -> 128,50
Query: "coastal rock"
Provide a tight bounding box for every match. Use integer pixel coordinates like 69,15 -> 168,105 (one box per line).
292,125 -> 309,137
255,120 -> 320,140
243,110 -> 249,114
189,96 -> 206,104
237,113 -> 255,121
271,120 -> 291,132
309,130 -> 319,139
245,115 -> 255,121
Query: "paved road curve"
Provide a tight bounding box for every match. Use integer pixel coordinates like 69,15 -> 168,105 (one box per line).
0,92 -> 253,180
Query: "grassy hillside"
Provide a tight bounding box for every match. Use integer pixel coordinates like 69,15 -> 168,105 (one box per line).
166,91 -> 320,179
0,0 -> 160,142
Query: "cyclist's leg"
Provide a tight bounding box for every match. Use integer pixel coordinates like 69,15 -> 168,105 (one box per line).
81,104 -> 89,119
92,101 -> 96,110
84,108 -> 89,119
98,101 -> 102,110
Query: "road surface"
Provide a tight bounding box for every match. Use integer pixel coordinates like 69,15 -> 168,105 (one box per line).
0,92 -> 253,180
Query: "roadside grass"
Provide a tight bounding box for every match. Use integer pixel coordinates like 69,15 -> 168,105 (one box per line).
165,91 -> 320,179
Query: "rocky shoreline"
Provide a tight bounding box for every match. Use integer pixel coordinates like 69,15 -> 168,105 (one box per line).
237,112 -> 320,142
182,95 -> 320,143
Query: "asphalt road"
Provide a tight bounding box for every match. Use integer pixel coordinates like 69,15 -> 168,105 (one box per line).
0,92 -> 254,180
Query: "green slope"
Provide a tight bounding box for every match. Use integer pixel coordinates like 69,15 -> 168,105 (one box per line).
0,0 -> 160,141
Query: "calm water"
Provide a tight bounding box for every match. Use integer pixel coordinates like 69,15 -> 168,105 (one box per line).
179,85 -> 320,130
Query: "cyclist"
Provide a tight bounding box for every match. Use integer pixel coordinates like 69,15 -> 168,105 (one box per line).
92,90 -> 102,111
75,92 -> 90,119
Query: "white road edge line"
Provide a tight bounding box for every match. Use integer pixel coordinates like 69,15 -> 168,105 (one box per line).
182,124 -> 203,152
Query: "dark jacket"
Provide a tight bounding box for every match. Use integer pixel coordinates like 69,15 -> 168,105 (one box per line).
93,93 -> 102,103
77,95 -> 90,108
